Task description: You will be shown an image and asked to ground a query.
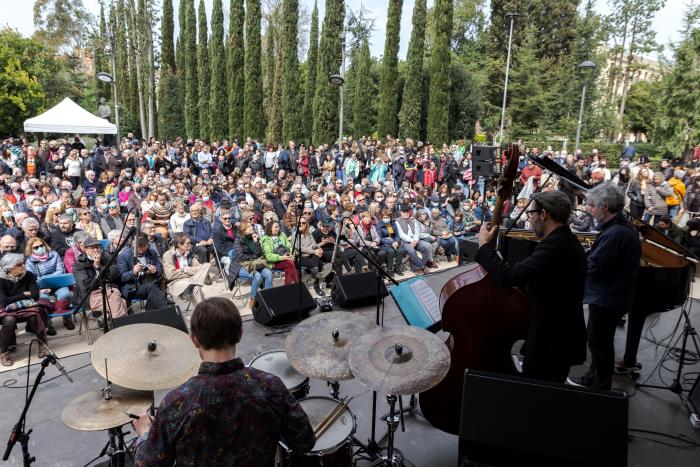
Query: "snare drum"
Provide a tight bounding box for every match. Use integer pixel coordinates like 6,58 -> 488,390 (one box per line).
249,350 -> 309,400
279,396 -> 356,467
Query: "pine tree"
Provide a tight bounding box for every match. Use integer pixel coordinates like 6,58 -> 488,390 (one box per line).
300,1 -> 318,144
209,0 -> 227,140
427,0 -> 452,144
244,0 -> 263,140
268,31 -> 283,145
184,0 -> 199,138
377,0 -> 402,139
507,24 -> 546,133
197,0 -> 210,140
398,0 -> 426,140
281,0 -> 301,144
158,0 -> 184,139
228,0 -> 245,141
352,37 -> 373,138
312,0 -> 344,146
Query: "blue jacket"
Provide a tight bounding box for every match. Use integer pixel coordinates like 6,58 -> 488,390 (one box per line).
117,246 -> 164,298
584,213 -> 640,312
376,220 -> 401,246
25,251 -> 64,278
183,217 -> 212,244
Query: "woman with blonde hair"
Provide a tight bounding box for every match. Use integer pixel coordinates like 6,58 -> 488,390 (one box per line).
76,208 -> 104,240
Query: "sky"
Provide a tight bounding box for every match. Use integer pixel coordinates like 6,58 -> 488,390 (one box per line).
0,0 -> 687,61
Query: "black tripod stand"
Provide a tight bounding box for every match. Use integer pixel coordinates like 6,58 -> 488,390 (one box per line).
636,303 -> 700,395
2,353 -> 62,466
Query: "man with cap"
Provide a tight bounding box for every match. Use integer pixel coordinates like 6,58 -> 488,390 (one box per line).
117,235 -> 169,310
476,191 -> 587,383
74,236 -> 128,319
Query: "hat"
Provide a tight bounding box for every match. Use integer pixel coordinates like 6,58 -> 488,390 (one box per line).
83,237 -> 100,248
320,217 -> 334,226
400,204 -> 412,212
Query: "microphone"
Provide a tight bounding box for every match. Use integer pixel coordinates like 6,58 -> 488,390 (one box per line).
45,346 -> 73,383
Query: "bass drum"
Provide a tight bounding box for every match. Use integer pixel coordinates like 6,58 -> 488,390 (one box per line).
249,350 -> 310,400
279,396 -> 356,467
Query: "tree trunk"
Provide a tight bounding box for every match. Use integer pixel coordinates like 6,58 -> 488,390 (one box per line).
128,0 -> 147,138
146,8 -> 156,138
617,18 -> 638,139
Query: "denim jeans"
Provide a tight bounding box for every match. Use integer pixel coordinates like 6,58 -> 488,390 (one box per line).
238,267 -> 273,299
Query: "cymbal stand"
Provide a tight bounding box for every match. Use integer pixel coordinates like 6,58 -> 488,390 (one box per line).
327,381 -> 341,400
369,395 -> 405,467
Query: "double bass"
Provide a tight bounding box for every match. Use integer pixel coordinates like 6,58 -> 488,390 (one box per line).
418,144 -> 533,435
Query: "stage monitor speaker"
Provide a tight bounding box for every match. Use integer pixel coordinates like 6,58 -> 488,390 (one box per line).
111,305 -> 188,334
252,283 -> 316,326
331,272 -> 389,308
459,370 -> 628,467
472,145 -> 500,178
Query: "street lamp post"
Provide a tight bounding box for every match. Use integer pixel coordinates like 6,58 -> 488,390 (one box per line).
498,12 -> 522,147
97,31 -> 120,144
574,60 -> 597,153
329,33 -> 346,144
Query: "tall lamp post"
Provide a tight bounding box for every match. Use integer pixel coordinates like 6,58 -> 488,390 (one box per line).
97,31 -> 121,144
498,12 -> 522,147
574,60 -> 597,153
329,32 -> 346,144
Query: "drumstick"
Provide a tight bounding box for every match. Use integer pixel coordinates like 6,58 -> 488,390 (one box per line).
312,397 -> 346,434
313,397 -> 351,439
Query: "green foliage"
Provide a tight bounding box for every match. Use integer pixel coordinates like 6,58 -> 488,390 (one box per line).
427,0 -> 452,144
377,0 -> 403,139
399,0 -> 426,140
448,59 -> 482,141
157,68 -> 184,140
508,25 -> 547,133
228,0 -> 245,142
161,0 -> 176,71
176,0 -> 187,74
352,38 -> 374,139
197,0 -> 210,140
244,0 -> 264,140
209,0 -> 228,141
312,0 -> 344,146
300,1 -> 319,145
0,32 -> 45,136
114,0 -> 131,117
268,33 -> 284,146
33,0 -> 95,52
624,81 -> 659,137
281,0 -> 301,143
184,0 -> 199,138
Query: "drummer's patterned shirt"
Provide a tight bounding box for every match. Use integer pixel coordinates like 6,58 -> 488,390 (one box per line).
134,357 -> 315,467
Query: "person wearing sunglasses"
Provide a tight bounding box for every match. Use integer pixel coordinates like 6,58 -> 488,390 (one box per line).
475,190 -> 587,385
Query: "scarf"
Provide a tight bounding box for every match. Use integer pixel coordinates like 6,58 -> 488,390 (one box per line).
32,252 -> 49,261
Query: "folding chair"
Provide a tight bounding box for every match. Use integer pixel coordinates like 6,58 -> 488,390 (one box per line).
37,274 -> 92,344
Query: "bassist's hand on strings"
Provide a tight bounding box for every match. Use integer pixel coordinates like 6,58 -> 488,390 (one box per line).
478,222 -> 498,247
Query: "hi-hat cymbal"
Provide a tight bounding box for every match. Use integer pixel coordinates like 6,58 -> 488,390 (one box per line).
348,325 -> 450,395
91,323 -> 200,391
285,311 -> 377,381
61,386 -> 153,431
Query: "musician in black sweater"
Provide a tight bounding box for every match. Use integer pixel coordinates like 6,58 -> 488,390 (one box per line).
475,191 -> 587,383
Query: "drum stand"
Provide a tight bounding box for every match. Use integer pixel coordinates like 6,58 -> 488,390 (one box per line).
369,395 -> 405,467
327,380 -> 341,400
95,426 -> 131,467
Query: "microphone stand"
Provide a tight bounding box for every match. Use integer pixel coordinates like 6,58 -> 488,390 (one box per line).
340,236 -> 401,460
292,205 -> 305,323
2,353 -> 62,466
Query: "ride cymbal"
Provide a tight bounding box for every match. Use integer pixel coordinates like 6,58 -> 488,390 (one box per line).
61,386 -> 153,431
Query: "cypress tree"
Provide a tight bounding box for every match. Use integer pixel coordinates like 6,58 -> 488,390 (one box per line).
263,19 -> 276,124
161,0 -> 175,71
352,37 -> 373,138
398,0 -> 426,140
244,0 -> 263,140
268,31 -> 283,145
158,0 -> 184,140
228,0 -> 245,141
377,0 -> 402,139
176,0 -> 186,73
281,0 -> 301,143
427,0 -> 452,144
300,1 -> 318,144
209,0 -> 228,140
184,0 -> 199,138
197,0 -> 210,140
312,0 -> 344,146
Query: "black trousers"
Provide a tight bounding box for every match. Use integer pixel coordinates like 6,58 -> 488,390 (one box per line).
582,304 -> 624,390
299,255 -> 322,271
127,282 -> 169,311
1,315 -> 44,353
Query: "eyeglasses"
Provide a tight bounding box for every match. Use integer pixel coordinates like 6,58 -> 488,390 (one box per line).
32,245 -> 44,250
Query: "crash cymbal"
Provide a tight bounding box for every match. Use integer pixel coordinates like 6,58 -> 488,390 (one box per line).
348,325 -> 450,395
285,311 -> 377,381
61,386 -> 153,431
91,323 -> 200,391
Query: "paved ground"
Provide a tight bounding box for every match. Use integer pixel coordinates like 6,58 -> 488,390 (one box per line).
0,263 -> 699,466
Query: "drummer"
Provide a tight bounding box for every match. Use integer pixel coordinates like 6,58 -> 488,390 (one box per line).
132,297 -> 315,465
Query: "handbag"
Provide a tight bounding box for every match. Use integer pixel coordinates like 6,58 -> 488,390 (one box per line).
242,257 -> 268,271
274,243 -> 289,256
5,299 -> 38,312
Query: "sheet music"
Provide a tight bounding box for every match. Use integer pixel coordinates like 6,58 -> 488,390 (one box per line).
409,279 -> 441,323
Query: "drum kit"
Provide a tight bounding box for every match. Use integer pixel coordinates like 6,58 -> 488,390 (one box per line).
58,311 -> 449,467
274,312 -> 451,467
60,323 -> 200,466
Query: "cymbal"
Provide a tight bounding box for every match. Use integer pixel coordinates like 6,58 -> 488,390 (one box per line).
91,323 -> 200,391
285,311 -> 377,381
61,386 -> 153,431
348,325 -> 450,395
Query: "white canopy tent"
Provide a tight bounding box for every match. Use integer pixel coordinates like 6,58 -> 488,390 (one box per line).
23,97 -> 117,134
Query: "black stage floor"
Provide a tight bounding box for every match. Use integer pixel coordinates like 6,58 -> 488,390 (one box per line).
0,264 -> 699,466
